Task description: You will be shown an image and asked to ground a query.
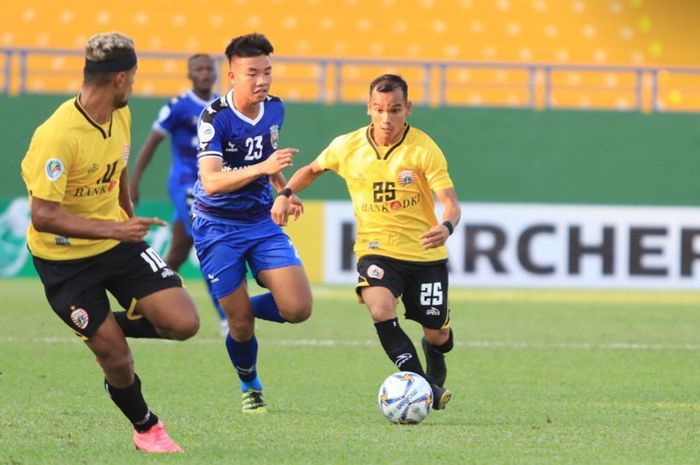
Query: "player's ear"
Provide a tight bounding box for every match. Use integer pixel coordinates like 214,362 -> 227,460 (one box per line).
406,100 -> 413,117
367,100 -> 372,116
113,71 -> 126,89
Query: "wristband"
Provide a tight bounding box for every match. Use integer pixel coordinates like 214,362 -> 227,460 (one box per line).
442,220 -> 454,236
277,187 -> 293,198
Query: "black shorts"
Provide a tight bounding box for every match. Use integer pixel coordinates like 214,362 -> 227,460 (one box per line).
32,242 -> 182,338
356,255 -> 450,329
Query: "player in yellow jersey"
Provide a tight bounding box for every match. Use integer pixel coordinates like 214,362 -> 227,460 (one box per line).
20,32 -> 199,453
272,74 -> 461,410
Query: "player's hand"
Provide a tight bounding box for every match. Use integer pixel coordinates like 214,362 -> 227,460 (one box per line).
271,196 -> 291,226
113,216 -> 166,243
288,194 -> 304,221
260,148 -> 299,175
419,223 -> 450,249
128,179 -> 140,206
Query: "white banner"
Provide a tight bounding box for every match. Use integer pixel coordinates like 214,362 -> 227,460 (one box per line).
323,202 -> 700,289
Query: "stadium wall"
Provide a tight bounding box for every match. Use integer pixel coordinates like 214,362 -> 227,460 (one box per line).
4,95 -> 700,287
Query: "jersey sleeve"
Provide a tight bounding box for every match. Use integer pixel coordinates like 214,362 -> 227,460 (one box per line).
197,112 -> 224,160
21,126 -> 75,202
315,135 -> 344,173
422,138 -> 454,192
152,98 -> 178,135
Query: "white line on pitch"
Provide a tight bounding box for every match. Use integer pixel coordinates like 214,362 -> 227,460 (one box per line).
3,336 -> 700,351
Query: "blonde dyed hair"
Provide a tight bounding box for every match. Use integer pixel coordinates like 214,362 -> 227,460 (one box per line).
85,32 -> 135,62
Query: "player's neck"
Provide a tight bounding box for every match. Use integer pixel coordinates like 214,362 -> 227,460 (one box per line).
192,88 -> 212,102
370,125 -> 402,147
232,94 -> 261,120
78,87 -> 114,125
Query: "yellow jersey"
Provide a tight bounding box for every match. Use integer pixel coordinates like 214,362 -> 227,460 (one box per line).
316,124 -> 454,262
21,97 -> 131,260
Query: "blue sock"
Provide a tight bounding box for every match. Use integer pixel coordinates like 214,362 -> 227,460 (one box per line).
204,278 -> 227,320
225,334 -> 261,391
251,293 -> 287,323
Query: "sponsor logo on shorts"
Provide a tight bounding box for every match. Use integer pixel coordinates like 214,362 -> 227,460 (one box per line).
45,158 -> 64,181
426,307 -> 441,316
207,273 -> 220,283
70,307 -> 89,329
367,264 -> 384,280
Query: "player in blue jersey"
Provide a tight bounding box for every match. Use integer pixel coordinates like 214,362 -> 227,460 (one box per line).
191,33 -> 312,413
129,54 -> 228,335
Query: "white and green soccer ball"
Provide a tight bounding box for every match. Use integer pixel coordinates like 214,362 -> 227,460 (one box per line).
377,371 -> 433,424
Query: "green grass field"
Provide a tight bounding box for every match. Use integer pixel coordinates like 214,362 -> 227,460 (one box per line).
2,278 -> 700,465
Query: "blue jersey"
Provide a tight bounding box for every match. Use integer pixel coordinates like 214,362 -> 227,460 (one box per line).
153,90 -> 216,186
193,90 -> 284,221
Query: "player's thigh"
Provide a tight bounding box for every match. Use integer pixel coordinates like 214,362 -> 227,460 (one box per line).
103,242 -> 197,331
355,255 -> 407,322
258,265 -> 312,316
168,183 -> 195,237
32,254 -> 113,339
166,220 -> 194,269
247,220 -> 302,281
191,216 -> 249,301
401,262 -> 450,330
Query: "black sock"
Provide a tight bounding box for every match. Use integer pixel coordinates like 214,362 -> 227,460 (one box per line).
104,374 -> 159,432
431,328 -> 454,354
374,318 -> 427,379
113,312 -> 160,338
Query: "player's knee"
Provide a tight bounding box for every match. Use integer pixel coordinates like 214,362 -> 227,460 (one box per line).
228,314 -> 255,339
99,351 -> 134,381
280,300 -> 312,323
367,304 -> 394,323
169,312 -> 200,341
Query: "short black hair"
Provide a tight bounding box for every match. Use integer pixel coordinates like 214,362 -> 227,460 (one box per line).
188,53 -> 212,66
225,33 -> 274,61
369,74 -> 408,101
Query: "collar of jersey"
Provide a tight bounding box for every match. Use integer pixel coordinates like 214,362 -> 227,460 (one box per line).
366,123 -> 410,160
187,90 -> 216,107
73,95 -> 113,139
226,90 -> 265,125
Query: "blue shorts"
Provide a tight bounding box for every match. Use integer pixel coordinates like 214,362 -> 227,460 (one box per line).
168,182 -> 195,236
191,215 -> 303,299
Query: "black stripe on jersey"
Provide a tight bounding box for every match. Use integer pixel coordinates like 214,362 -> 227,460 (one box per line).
200,96 -> 228,124
74,97 -> 112,139
365,123 -> 411,160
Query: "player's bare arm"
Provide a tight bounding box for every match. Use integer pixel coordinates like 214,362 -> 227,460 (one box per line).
199,147 -> 298,195
419,187 -> 460,249
128,130 -> 166,205
271,160 -> 325,226
30,197 -> 165,243
118,170 -> 134,218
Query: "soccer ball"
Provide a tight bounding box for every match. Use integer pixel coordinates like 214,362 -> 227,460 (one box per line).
377,371 -> 433,424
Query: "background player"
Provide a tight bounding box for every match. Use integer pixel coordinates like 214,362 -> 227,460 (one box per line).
191,33 -> 312,413
128,54 -> 228,335
20,32 -> 199,452
271,73 -> 460,410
